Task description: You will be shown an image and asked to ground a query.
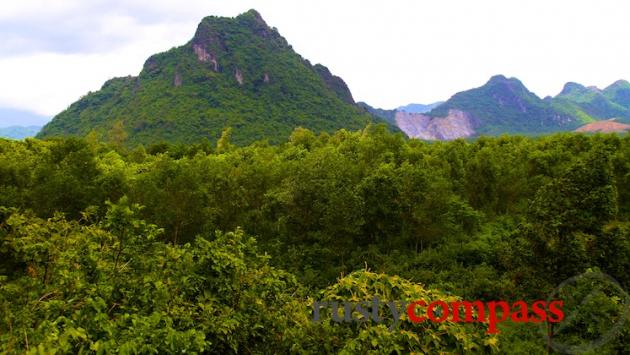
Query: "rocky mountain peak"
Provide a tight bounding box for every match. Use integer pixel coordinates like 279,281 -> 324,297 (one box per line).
559,82 -> 587,96
605,79 -> 630,92
487,74 -> 508,83
486,75 -> 528,95
239,9 -> 268,27
38,9 -> 377,146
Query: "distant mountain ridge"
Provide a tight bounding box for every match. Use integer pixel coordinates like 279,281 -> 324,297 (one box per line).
394,75 -> 630,140
38,10 -> 387,146
397,102 -> 443,114
604,80 -> 630,110
357,102 -> 396,125
0,108 -> 50,127
428,75 -> 577,134
0,125 -> 41,139
358,101 -> 444,126
551,80 -> 630,125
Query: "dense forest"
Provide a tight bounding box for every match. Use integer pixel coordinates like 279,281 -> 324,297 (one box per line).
1,126 -> 630,353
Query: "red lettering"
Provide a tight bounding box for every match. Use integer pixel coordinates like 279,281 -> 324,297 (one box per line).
487,301 -> 510,334
547,300 -> 564,323
407,301 -> 427,323
427,301 -> 449,322
510,300 -> 529,322
450,301 -> 485,322
529,300 -> 547,323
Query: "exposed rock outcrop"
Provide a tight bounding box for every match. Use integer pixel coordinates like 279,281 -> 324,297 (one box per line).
192,44 -> 218,71
173,72 -> 182,87
395,109 -> 475,140
235,68 -> 244,85
312,64 -> 355,104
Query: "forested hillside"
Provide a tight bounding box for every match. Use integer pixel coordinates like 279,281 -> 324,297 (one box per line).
551,80 -> 630,126
37,10 -> 381,146
1,127 -> 630,353
427,75 -> 580,135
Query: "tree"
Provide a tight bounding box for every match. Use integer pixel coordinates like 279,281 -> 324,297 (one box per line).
108,120 -> 128,147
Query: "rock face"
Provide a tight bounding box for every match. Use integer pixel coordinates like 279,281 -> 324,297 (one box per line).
312,64 -> 355,105
395,109 -> 475,140
191,43 -> 220,72
235,68 -> 244,85
173,72 -> 182,87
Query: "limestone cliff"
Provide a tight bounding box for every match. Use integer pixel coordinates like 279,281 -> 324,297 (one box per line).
395,109 -> 475,140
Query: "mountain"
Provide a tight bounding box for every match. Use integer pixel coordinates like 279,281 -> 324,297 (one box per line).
357,101 -> 444,127
357,102 -> 396,125
604,80 -> 630,111
0,108 -> 49,127
365,76 -> 630,141
551,82 -> 630,123
38,10 -> 382,146
395,75 -> 580,140
0,125 -> 41,139
431,75 -> 580,134
397,102 -> 443,114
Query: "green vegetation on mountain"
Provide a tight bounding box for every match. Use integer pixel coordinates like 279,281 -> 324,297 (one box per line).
604,79 -> 630,109
603,80 -> 630,124
406,76 -> 630,139
37,10 -> 381,146
2,129 -> 630,352
357,102 -> 397,125
428,75 -> 582,135
551,82 -> 630,124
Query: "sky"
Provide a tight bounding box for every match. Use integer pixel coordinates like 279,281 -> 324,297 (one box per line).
1,0 -> 630,124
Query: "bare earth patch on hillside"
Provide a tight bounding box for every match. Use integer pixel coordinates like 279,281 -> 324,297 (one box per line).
575,120 -> 630,133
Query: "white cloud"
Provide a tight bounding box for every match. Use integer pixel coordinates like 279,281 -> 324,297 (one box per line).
1,0 -> 630,117
0,0 -> 78,21
0,24 -> 189,115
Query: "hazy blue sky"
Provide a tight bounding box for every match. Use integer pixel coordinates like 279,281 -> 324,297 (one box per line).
1,0 -> 629,120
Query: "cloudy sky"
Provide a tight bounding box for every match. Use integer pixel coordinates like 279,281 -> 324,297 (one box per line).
1,0 -> 630,124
